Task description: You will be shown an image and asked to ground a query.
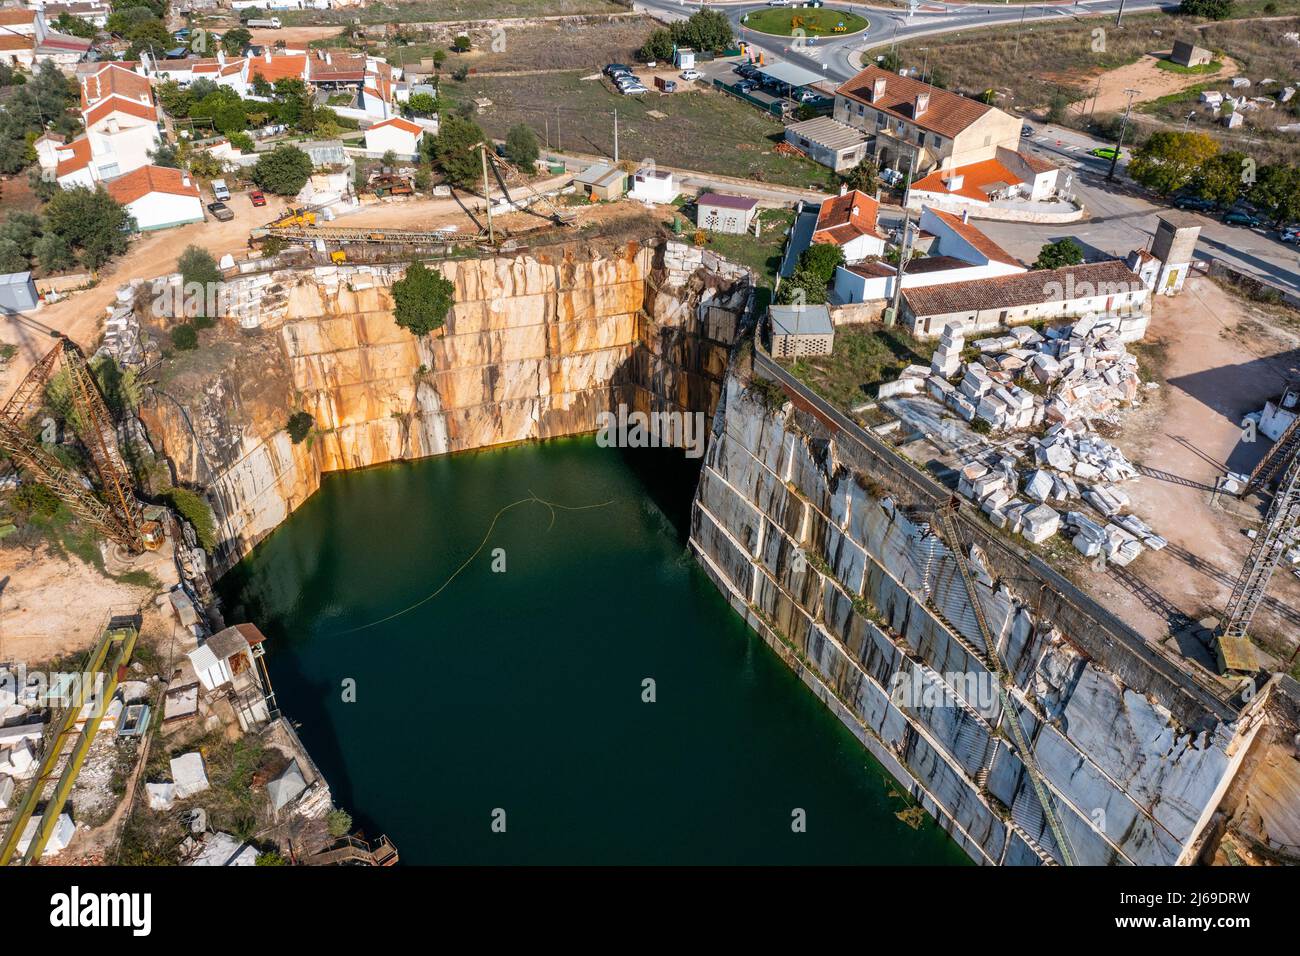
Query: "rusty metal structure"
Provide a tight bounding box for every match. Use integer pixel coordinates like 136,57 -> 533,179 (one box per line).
0,335 -> 144,553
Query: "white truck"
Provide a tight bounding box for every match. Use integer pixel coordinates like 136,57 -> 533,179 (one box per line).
211,179 -> 231,201
246,17 -> 281,28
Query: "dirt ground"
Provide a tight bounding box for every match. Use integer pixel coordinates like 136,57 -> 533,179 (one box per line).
1100,276 -> 1300,667
0,543 -> 177,664
1071,53 -> 1240,116
249,26 -> 344,47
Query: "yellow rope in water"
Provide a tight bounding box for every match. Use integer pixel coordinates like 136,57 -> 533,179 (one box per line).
333,492 -> 617,635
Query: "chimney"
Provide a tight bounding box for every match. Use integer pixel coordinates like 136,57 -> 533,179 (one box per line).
962,209 -> 970,224
265,49 -> 272,64
914,91 -> 930,116
871,76 -> 887,102
182,174 -> 191,188
839,182 -> 848,197
217,48 -> 225,67
944,173 -> 964,192
851,204 -> 860,219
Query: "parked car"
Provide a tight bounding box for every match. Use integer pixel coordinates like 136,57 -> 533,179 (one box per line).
605,63 -> 629,76
622,85 -> 649,95
1173,193 -> 1217,212
211,178 -> 231,201
766,0 -> 790,6
680,69 -> 702,81
1020,125 -> 1034,137
797,89 -> 819,103
736,80 -> 757,92
207,201 -> 233,222
249,189 -> 266,207
1088,146 -> 1122,161
1224,209 -> 1263,227
644,60 -> 657,68
1279,227 -> 1300,244
734,63 -> 757,78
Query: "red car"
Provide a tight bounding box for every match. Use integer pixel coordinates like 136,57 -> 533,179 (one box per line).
250,189 -> 267,207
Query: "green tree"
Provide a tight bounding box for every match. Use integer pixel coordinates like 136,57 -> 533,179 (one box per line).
43,187 -> 133,270
796,242 -> 845,286
670,9 -> 733,52
159,485 -> 216,550
452,35 -> 471,53
841,160 -> 880,196
428,113 -> 485,189
1250,163 -> 1300,226
638,28 -> 675,62
255,851 -> 287,866
0,239 -> 26,274
222,27 -> 252,55
33,233 -> 75,273
406,91 -> 438,117
54,13 -> 97,38
286,411 -> 314,443
1179,0 -> 1234,18
1128,130 -> 1219,196
327,808 -> 353,838
431,48 -> 447,71
1033,237 -> 1085,270
253,144 -> 313,196
391,261 -> 455,336
504,123 -> 539,170
177,245 -> 222,319
125,18 -> 172,62
1188,150 -> 1248,207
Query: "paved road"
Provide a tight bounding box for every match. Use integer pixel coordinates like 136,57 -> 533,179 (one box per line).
638,0 -> 1179,83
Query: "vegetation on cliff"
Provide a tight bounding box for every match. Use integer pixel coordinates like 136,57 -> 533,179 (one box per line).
392,261 -> 455,336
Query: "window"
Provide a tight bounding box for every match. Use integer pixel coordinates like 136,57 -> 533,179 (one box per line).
932,134 -> 943,148
98,163 -> 120,179
875,113 -> 886,128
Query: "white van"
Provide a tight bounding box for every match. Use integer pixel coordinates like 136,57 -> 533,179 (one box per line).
212,179 -> 231,201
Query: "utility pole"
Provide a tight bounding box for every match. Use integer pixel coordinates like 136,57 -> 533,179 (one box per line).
1014,2 -> 1028,58
480,145 -> 494,244
556,110 -> 562,152
887,149 -> 918,328
1116,0 -> 1127,26
1106,88 -> 1139,182
1182,110 -> 1195,132
613,109 -> 619,164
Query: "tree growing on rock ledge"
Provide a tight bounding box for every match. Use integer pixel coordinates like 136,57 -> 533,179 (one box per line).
392,261 -> 455,336
286,411 -> 314,444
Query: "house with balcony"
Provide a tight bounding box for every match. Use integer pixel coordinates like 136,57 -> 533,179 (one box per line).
833,66 -> 1023,177
55,63 -> 161,188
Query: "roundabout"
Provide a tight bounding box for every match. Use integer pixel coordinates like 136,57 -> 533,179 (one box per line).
740,7 -> 869,39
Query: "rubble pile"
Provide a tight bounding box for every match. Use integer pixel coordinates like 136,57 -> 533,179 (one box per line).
926,313 -> 1144,433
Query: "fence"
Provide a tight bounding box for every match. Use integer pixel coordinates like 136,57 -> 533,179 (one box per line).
712,79 -> 784,119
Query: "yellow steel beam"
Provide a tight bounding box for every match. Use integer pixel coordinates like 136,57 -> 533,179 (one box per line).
20,626 -> 138,864
0,628 -> 116,865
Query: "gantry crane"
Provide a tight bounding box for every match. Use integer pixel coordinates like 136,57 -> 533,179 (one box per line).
1219,414 -> 1300,642
0,333 -> 146,553
932,499 -> 1078,866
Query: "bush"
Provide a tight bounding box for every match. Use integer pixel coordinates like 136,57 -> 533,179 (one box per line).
159,485 -> 216,551
170,324 -> 199,350
12,483 -> 61,518
1033,238 -> 1085,270
392,261 -> 455,336
1178,0 -> 1234,18
452,35 -> 470,52
286,411 -> 314,443
504,124 -> 539,170
256,851 -> 286,866
327,808 -> 353,838
252,144 -> 313,196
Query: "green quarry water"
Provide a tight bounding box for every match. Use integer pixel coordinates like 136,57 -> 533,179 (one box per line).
218,437 -> 968,865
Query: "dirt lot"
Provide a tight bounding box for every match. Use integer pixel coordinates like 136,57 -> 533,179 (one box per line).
1103,276 -> 1300,667
280,0 -> 626,26
249,26 -> 345,47
456,70 -> 833,190
1076,53 -> 1239,116
376,16 -> 654,72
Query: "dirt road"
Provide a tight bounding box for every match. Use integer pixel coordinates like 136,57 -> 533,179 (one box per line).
1073,53 -> 1239,117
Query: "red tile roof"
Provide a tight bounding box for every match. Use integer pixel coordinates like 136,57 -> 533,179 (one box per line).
105,164 -> 200,205
81,63 -> 152,108
0,35 -> 30,52
912,158 -> 1025,203
55,136 -> 92,177
249,53 -> 307,83
812,189 -> 879,246
368,117 -> 423,135
836,66 -> 992,140
926,208 -> 1019,266
0,10 -> 36,26
902,260 -> 1144,317
84,94 -> 158,128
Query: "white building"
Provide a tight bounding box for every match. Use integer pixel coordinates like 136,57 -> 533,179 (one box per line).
106,165 -> 203,231
811,188 -> 885,263
56,63 -> 160,188
833,205 -> 1024,304
627,166 -> 677,205
0,8 -> 91,69
363,116 -> 423,158
696,192 -> 757,235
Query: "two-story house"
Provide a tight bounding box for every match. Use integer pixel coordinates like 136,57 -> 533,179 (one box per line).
832,67 -> 1023,177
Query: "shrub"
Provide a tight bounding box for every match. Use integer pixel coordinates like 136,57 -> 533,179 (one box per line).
12,483 -> 61,518
252,144 -> 313,196
327,808 -> 353,838
392,261 -> 455,336
159,485 -> 216,551
286,411 -> 314,443
504,123 -> 539,170
170,324 -> 199,350
256,851 -> 286,866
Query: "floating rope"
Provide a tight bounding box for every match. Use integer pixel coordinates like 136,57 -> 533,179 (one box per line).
331,492 -> 617,636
